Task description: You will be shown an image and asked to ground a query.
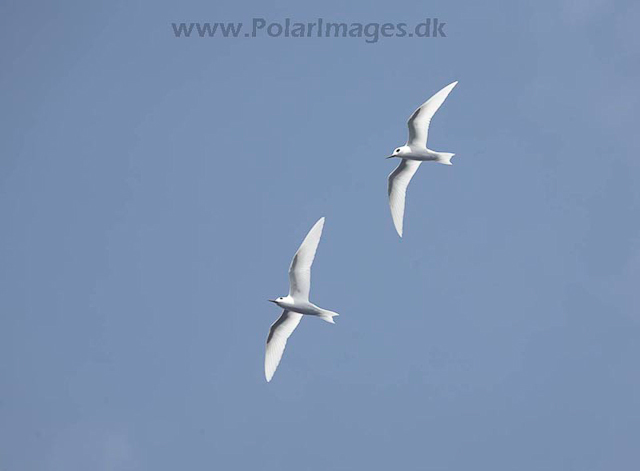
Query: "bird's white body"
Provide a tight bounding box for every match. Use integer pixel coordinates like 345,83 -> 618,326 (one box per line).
271,295 -> 338,321
387,81 -> 458,237
264,217 -> 338,382
393,146 -> 452,162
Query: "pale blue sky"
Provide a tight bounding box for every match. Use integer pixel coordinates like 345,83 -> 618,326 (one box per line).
1,0 -> 639,470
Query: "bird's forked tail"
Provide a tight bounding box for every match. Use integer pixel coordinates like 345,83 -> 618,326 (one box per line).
436,153 -> 455,166
318,310 -> 339,324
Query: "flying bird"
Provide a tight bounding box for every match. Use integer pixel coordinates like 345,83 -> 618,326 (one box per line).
265,217 -> 339,382
387,81 -> 458,237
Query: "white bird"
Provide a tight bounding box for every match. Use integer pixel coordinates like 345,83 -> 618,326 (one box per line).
387,81 -> 458,237
265,217 -> 339,382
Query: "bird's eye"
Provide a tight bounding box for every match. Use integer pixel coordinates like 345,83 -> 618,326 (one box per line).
395,149 -> 400,153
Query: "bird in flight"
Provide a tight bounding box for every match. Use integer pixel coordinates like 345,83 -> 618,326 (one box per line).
265,217 -> 339,382
387,81 -> 458,237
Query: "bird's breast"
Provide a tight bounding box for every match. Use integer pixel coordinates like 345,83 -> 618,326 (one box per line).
277,300 -> 316,315
404,150 -> 437,161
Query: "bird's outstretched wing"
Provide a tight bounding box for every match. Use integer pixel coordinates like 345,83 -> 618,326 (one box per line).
406,81 -> 457,148
288,217 -> 325,300
388,159 -> 422,237
265,310 -> 303,382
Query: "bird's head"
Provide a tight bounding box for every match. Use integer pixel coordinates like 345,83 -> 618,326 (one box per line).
268,296 -> 287,305
387,146 -> 409,159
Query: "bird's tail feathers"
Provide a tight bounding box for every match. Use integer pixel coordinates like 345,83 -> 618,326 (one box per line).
436,153 -> 455,166
318,310 -> 339,324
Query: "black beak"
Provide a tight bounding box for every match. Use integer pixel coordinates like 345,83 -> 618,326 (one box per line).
268,299 -> 277,303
